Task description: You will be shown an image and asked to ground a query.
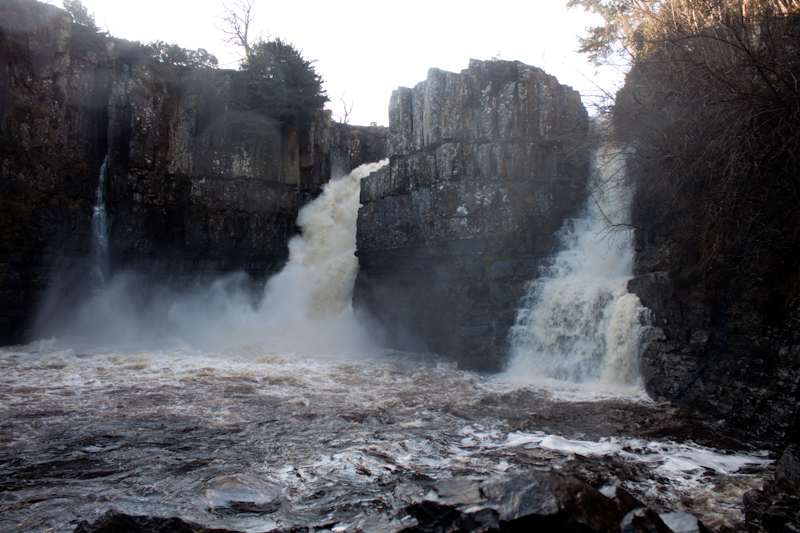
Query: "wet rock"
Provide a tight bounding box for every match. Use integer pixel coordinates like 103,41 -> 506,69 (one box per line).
600,485 -> 648,515
659,512 -> 706,533
73,510 -> 241,532
399,471 -> 682,533
205,474 -> 282,514
355,59 -> 590,371
773,443 -> 800,491
620,508 -> 672,533
744,444 -> 800,533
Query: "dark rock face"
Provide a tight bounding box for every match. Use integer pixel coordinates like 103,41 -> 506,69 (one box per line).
0,0 -> 386,343
355,59 -> 590,371
744,444 -> 800,532
628,246 -> 800,447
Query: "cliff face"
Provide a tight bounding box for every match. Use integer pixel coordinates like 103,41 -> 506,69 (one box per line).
355,59 -> 590,371
0,0 -> 386,343
617,49 -> 800,445
629,241 -> 800,447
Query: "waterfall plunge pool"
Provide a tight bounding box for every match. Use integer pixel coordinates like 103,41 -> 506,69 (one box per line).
0,342 -> 772,532
0,160 -> 773,532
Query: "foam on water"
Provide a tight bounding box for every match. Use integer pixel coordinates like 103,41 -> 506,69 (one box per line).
506,147 -> 649,386
0,339 -> 771,532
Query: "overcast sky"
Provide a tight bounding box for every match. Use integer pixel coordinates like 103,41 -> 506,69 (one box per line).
77,0 -> 625,126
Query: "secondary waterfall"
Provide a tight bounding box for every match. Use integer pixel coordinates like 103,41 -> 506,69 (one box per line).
90,155 -> 110,287
506,148 -> 647,385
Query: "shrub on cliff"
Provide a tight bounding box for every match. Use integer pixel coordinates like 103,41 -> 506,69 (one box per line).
148,41 -> 218,69
62,0 -> 105,55
62,0 -> 97,31
573,0 -> 800,311
234,38 -> 328,131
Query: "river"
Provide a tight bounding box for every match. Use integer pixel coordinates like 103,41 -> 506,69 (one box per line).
0,159 -> 772,532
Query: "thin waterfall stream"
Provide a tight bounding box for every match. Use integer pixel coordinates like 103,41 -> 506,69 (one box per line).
90,156 -> 110,289
0,161 -> 772,533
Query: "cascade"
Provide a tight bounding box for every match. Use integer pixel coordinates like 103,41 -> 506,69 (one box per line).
166,159 -> 390,352
505,147 -> 647,385
90,155 -> 109,288
257,159 -> 390,335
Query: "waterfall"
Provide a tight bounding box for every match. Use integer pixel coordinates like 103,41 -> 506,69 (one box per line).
164,159 -> 391,353
253,158 -> 390,351
90,155 -> 109,288
505,148 -> 647,385
260,159 -> 389,322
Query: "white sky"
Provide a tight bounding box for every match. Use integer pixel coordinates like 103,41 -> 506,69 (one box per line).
77,0 -> 625,126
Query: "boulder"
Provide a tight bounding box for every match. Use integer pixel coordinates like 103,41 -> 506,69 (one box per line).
744,444 -> 800,533
399,471 -> 677,533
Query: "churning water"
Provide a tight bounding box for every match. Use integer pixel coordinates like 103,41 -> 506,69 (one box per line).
0,160 -> 771,532
506,148 -> 646,385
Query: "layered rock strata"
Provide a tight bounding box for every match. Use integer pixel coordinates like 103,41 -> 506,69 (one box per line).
355,59 -> 590,371
0,0 -> 386,343
629,251 -> 800,447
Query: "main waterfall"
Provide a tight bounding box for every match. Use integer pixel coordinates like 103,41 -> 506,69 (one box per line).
505,148 -> 647,385
162,159 -> 390,352
251,159 -> 390,351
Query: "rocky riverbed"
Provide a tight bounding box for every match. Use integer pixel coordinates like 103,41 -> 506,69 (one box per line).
0,341 -> 776,532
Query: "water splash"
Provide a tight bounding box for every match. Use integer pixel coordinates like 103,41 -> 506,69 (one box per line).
90,155 -> 109,288
43,159 -> 389,352
251,158 -> 390,352
506,148 -> 648,385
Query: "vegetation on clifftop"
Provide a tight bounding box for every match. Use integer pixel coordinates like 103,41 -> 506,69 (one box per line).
573,0 -> 800,315
236,38 -> 328,130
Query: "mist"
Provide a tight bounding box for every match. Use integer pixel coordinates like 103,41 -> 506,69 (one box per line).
33,160 -> 390,356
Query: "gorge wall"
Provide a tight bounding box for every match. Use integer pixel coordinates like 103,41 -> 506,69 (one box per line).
629,221 -> 800,447
0,0 -> 386,343
617,54 -> 800,446
354,59 -> 590,371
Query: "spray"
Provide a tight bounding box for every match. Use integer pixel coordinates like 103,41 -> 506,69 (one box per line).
505,147 -> 647,385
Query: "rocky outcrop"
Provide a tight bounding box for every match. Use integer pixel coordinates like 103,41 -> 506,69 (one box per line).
629,227 -> 800,447
354,59 -> 590,371
400,472 -> 691,533
745,443 -> 800,532
0,0 -> 386,343
74,472 -> 702,533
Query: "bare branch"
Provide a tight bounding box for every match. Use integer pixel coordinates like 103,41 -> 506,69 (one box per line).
338,95 -> 353,125
218,0 -> 260,59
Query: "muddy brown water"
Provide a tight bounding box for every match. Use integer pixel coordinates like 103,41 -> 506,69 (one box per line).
0,342 -> 772,532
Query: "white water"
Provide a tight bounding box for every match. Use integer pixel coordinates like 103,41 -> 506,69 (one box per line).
4,157 -> 773,532
506,148 -> 647,385
90,155 -> 109,287
46,159 -> 389,353
250,159 -> 390,352
0,341 -> 770,532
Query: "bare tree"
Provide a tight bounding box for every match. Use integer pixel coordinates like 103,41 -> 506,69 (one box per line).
219,0 -> 259,59
338,95 -> 353,125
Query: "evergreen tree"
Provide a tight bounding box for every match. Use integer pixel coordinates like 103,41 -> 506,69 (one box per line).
62,0 -> 98,31
238,38 -> 328,129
